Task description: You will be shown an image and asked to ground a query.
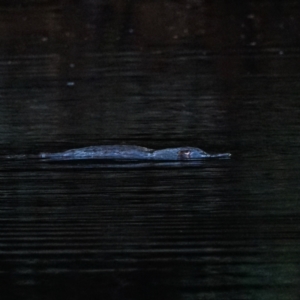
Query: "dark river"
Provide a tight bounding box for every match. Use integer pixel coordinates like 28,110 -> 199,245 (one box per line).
1,1 -> 300,299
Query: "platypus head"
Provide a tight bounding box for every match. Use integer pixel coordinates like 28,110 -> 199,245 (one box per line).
177,147 -> 231,160
177,147 -> 209,160
152,147 -> 231,160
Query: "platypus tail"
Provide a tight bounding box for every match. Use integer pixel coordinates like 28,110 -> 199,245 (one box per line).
3,154 -> 39,160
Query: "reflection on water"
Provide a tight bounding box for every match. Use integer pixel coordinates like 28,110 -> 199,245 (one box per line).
1,1 -> 300,299
1,157 -> 299,300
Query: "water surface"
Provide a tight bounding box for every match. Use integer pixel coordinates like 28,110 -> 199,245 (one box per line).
1,1 -> 300,299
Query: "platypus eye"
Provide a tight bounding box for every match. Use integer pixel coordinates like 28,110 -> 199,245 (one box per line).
178,150 -> 191,160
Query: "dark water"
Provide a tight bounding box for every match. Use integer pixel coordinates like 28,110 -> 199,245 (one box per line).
1,1 -> 300,299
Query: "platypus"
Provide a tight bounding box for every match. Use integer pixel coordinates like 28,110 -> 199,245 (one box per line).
39,145 -> 231,161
